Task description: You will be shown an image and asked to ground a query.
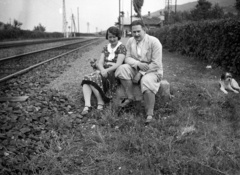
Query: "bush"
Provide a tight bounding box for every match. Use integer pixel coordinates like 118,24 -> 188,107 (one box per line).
152,19 -> 240,74
0,29 -> 63,41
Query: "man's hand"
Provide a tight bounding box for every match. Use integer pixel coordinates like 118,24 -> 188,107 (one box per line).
156,73 -> 162,82
101,69 -> 108,77
137,62 -> 149,72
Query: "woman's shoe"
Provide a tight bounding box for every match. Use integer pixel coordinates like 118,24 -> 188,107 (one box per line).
145,115 -> 153,124
81,106 -> 92,116
97,104 -> 104,111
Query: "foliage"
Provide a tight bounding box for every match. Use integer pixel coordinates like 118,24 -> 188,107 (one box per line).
236,0 -> 240,14
1,37 -> 240,174
133,0 -> 144,17
209,3 -> 225,19
33,23 -> 46,32
0,19 -> 23,30
164,11 -> 185,25
13,19 -> 23,29
152,19 -> 240,75
0,21 -> 62,41
1,47 -> 240,174
164,0 -> 235,25
0,29 -> 63,41
190,0 -> 212,20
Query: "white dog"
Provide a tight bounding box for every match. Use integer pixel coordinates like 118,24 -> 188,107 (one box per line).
219,72 -> 240,94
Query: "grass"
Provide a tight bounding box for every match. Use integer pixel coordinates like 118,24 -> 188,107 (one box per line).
7,49 -> 240,175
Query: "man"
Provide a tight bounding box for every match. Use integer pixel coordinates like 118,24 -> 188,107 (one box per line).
115,20 -> 163,123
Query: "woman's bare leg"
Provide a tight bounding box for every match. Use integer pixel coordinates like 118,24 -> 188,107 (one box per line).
82,84 -> 92,107
90,85 -> 105,109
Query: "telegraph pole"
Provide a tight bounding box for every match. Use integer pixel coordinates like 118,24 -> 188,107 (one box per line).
72,13 -> 76,37
165,0 -> 172,23
119,0 -> 121,29
130,0 -> 132,30
175,0 -> 177,13
77,7 -> 80,33
165,0 -> 172,15
87,22 -> 90,33
62,0 -> 67,37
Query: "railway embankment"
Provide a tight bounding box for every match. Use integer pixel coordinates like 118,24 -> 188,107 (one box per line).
1,37 -> 240,174
46,38 -> 110,103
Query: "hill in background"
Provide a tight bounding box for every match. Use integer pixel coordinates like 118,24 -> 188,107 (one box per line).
148,0 -> 237,17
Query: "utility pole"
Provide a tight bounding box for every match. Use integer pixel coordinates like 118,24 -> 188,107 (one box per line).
72,13 -> 76,37
165,0 -> 172,23
130,0 -> 133,31
62,0 -> 67,37
77,7 -> 80,33
87,22 -> 90,33
119,0 -> 121,29
165,0 -> 172,15
175,0 -> 177,13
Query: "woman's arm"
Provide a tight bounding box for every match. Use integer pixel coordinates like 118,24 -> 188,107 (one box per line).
97,53 -> 105,72
105,53 -> 125,72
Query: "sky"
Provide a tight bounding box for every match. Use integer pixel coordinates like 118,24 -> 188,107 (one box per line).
0,0 -> 197,33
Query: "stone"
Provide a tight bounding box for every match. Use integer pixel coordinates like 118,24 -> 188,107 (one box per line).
114,80 -> 171,107
157,80 -> 171,102
0,96 -> 29,102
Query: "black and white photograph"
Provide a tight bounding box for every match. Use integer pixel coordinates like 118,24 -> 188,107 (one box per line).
0,0 -> 240,174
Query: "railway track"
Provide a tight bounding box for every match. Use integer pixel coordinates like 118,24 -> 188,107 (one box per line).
0,38 -> 101,83
0,37 -> 84,49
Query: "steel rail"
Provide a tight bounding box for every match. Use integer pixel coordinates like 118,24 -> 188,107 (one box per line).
0,39 -> 101,83
0,38 -> 95,62
0,37 -> 88,49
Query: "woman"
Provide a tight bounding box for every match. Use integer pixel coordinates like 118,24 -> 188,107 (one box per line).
81,26 -> 127,115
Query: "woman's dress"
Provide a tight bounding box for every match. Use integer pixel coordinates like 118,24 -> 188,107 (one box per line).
81,43 -> 127,103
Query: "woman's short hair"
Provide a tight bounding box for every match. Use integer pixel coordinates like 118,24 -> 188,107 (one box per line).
106,26 -> 122,40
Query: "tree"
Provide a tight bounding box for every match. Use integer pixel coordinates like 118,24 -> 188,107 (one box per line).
133,0 -> 144,17
236,0 -> 240,15
190,0 -> 212,20
13,19 -> 22,29
33,23 -> 46,32
209,3 -> 224,19
165,11 -> 183,24
4,23 -> 13,30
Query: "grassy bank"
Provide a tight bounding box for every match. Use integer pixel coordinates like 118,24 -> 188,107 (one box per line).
22,49 -> 240,174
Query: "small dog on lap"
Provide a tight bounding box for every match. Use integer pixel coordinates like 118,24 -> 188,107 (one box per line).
219,72 -> 240,94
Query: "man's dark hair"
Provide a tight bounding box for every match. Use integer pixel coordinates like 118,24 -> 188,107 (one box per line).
106,26 -> 122,40
131,20 -> 144,27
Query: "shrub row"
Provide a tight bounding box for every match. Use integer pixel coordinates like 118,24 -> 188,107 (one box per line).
151,19 -> 240,74
0,29 -> 63,41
